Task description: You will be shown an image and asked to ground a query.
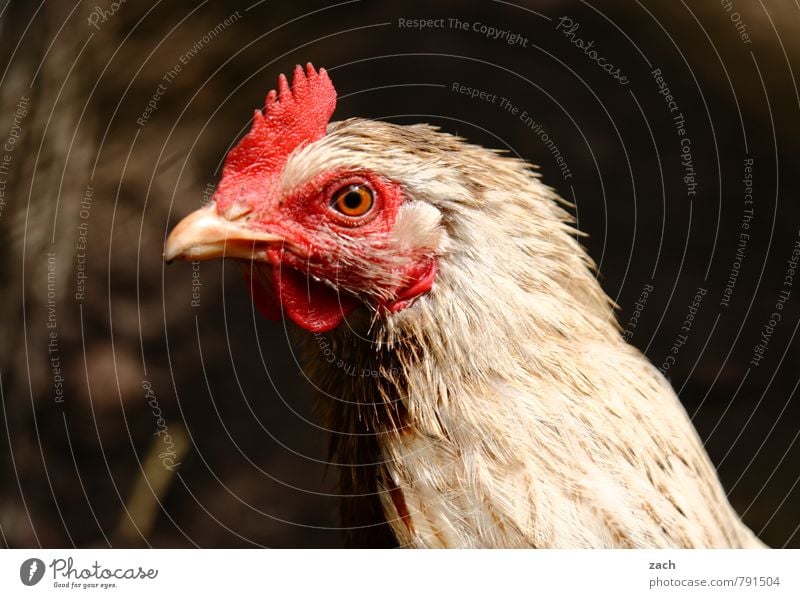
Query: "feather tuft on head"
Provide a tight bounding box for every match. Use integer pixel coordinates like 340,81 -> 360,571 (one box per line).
214,63 -> 337,214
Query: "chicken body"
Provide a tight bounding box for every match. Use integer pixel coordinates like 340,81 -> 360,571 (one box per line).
164,66 -> 762,548
296,120 -> 761,548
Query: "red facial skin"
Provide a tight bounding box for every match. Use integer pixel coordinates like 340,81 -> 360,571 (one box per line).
237,169 -> 436,333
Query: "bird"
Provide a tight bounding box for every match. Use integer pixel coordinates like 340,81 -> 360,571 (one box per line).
164,63 -> 763,548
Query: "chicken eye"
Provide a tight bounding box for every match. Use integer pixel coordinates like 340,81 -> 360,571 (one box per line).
331,184 -> 374,217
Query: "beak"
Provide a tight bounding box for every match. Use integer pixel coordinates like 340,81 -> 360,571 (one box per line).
163,203 -> 283,263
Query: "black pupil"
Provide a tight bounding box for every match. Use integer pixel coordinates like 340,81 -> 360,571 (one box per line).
343,188 -> 364,210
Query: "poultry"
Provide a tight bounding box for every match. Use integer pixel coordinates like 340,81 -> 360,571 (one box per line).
164,64 -> 763,548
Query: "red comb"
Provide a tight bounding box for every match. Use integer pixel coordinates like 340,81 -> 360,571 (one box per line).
214,63 -> 337,213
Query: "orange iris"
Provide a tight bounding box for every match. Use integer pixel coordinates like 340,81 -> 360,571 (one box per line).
331,184 -> 374,217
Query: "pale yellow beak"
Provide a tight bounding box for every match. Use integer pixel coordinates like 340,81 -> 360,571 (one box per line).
163,203 -> 283,262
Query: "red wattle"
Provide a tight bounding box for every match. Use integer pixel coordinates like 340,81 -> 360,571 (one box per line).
272,264 -> 358,333
242,265 -> 281,320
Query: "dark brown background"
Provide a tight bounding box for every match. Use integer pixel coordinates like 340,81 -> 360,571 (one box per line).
1,0 -> 798,548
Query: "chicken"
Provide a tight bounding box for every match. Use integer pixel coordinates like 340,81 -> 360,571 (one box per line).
164,64 -> 763,548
